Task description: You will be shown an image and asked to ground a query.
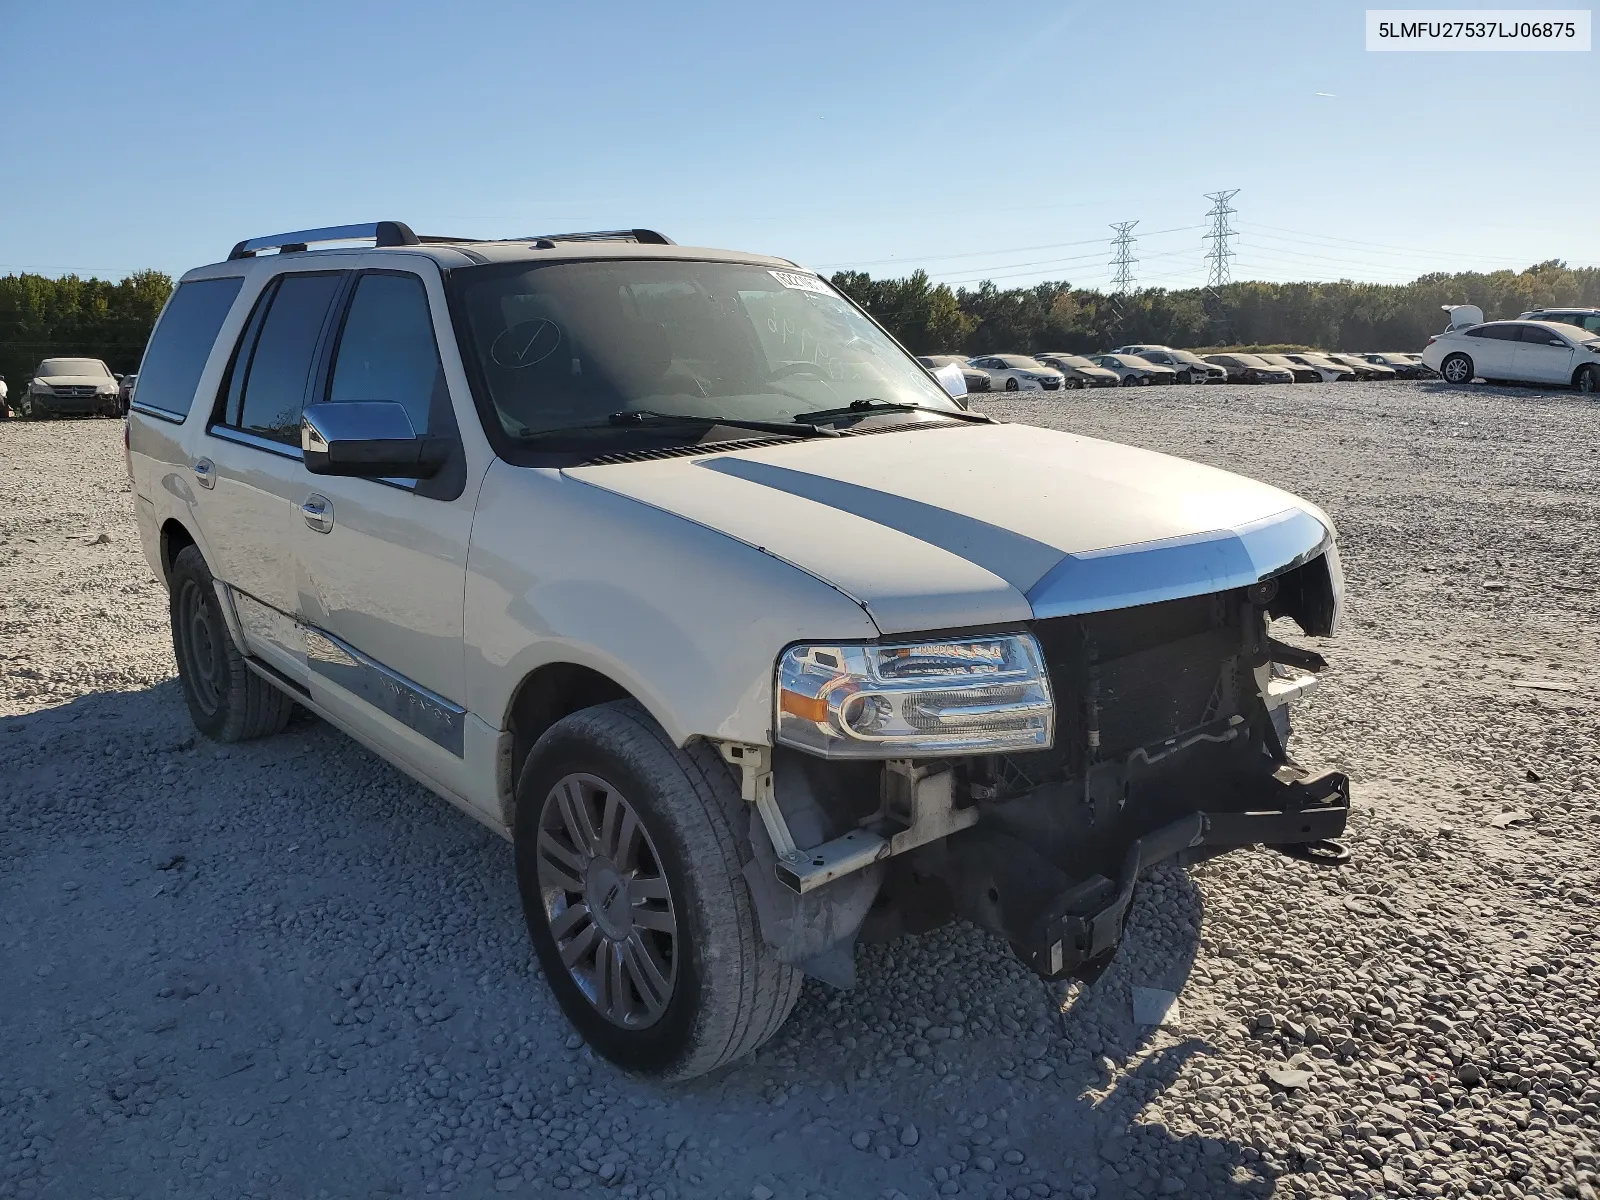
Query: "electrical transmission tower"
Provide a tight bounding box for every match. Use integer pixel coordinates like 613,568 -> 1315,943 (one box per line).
1109,221 -> 1139,293
1202,190 -> 1239,342
1202,190 -> 1239,288
1108,220 -> 1139,333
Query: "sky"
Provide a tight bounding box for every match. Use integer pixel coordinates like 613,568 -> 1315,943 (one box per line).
2,0 -> 1596,292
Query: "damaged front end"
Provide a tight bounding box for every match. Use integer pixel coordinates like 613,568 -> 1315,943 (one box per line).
723,547 -> 1349,989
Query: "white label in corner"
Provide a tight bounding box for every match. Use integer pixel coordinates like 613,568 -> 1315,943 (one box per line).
769,270 -> 833,295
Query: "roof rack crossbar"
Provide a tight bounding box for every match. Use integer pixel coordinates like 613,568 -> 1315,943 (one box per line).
518,228 -> 675,248
228,221 -> 421,260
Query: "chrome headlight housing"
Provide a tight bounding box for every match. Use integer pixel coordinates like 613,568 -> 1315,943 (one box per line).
776,634 -> 1054,759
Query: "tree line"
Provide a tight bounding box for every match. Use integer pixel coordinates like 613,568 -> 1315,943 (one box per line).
3,259 -> 1597,392
830,260 -> 1600,356
0,272 -> 173,389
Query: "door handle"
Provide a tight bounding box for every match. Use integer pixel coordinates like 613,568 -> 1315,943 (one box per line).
192,458 -> 216,490
302,494 -> 334,534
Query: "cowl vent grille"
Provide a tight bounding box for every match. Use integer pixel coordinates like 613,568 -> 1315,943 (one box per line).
577,418 -> 972,467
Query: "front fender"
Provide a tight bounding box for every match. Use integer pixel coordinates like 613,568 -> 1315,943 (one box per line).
464,460 -> 880,747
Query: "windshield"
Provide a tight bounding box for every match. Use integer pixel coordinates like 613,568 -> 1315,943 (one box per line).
1055,356 -> 1096,368
993,355 -> 1044,369
453,259 -> 959,439
1169,350 -> 1206,364
1230,354 -> 1273,368
38,358 -> 110,377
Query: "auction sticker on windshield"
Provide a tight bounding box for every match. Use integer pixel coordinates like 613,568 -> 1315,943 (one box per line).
769,270 -> 834,295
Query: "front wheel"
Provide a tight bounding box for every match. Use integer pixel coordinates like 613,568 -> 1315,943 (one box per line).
1120,374 -> 1141,386
1575,364 -> 1599,394
1440,354 -> 1473,384
169,546 -> 294,741
514,702 -> 801,1080
1004,377 -> 1020,392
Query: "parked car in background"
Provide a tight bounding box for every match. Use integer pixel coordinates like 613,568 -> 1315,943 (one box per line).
117,372 -> 139,415
1200,354 -> 1295,384
917,356 -> 991,394
1254,354 -> 1321,383
1423,319 -> 1600,391
1113,346 -> 1227,384
1358,353 -> 1434,380
23,357 -> 122,418
0,374 -> 9,418
1088,353 -> 1178,386
1323,353 -> 1396,381
1032,353 -> 1120,388
1279,353 -> 1357,382
966,354 -> 1065,391
1519,307 -> 1600,336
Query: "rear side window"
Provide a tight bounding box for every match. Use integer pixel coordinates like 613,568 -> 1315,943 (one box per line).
328,273 -> 445,436
135,278 -> 243,419
1467,326 -> 1517,340
221,273 -> 343,445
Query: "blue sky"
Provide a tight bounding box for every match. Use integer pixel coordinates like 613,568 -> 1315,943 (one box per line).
3,0 -> 1595,291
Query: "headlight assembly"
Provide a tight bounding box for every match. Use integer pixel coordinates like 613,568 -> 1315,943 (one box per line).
775,634 -> 1054,759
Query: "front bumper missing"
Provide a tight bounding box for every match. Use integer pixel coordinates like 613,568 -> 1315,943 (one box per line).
1017,767 -> 1349,981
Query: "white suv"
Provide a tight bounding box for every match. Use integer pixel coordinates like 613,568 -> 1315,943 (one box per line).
128,221 -> 1352,1079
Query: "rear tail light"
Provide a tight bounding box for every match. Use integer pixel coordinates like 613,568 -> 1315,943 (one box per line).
1426,336 -> 1436,346
124,419 -> 132,480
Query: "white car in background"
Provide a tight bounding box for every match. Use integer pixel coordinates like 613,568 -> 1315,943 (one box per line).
965,354 -> 1065,392
1112,346 -> 1226,385
1423,320 -> 1600,392
1089,353 -> 1179,386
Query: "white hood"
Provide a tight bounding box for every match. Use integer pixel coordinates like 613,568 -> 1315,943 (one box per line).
566,422 -> 1333,634
38,374 -> 115,388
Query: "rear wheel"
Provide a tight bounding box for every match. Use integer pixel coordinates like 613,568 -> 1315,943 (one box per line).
1440,354 -> 1474,385
1575,364 -> 1599,394
514,701 -> 801,1080
169,546 -> 294,742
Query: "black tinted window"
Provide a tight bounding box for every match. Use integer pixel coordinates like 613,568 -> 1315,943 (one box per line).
1467,325 -> 1517,340
135,278 -> 243,418
233,273 -> 342,444
329,274 -> 445,435
1516,325 -> 1563,345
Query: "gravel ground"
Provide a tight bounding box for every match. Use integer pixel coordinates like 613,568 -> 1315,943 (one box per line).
2,379 -> 1597,1200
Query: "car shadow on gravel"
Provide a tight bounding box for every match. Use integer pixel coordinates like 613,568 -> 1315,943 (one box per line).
3,683 -> 1274,1199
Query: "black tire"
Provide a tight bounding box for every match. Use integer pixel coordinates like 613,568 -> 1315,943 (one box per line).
1004,377 -> 1019,392
1575,364 -> 1599,394
169,545 -> 294,742
1440,354 -> 1473,385
1120,373 -> 1141,386
514,701 -> 801,1080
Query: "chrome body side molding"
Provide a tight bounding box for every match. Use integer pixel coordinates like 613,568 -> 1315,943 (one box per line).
303,626 -> 466,757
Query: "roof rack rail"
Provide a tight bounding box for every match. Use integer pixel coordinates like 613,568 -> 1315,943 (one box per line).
228,221 -> 421,260
519,228 -> 675,249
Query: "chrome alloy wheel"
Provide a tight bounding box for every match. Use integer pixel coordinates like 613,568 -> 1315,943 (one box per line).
535,773 -> 677,1029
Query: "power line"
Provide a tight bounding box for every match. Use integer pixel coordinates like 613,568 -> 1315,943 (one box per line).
814,225 -> 1205,272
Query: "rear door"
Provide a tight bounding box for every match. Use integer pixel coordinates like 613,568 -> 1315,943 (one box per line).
194,269 -> 347,682
1514,324 -> 1576,384
286,262 -> 488,791
1461,325 -> 1518,377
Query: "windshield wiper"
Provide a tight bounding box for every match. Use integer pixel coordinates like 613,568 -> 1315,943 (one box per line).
788,399 -> 993,427
608,410 -> 840,438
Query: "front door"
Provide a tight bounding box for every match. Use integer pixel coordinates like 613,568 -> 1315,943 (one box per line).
1513,325 -> 1575,384
288,267 -> 486,788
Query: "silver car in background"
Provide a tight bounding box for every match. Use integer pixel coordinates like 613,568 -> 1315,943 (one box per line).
23,357 -> 123,418
1088,353 -> 1179,386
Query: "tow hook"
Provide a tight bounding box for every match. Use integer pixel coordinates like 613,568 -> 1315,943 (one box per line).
1270,838 -> 1352,865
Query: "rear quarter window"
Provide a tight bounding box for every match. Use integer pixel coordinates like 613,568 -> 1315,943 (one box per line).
134,278 -> 245,419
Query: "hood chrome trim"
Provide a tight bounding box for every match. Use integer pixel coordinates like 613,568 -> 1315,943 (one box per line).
1025,507 -> 1331,619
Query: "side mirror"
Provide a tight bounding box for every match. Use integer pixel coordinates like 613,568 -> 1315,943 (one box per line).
300,401 -> 451,478
114,373 -> 125,381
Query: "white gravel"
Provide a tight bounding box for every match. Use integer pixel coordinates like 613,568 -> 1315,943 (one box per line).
2,381 -> 1598,1200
